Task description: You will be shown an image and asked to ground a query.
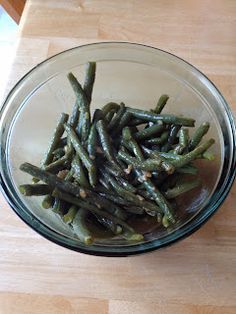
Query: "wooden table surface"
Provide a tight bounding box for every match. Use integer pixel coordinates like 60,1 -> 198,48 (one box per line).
1,1 -> 236,313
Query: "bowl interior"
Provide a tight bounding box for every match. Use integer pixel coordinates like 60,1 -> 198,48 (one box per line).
1,43 -> 233,256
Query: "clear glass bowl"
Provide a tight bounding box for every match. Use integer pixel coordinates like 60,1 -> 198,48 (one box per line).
0,42 -> 235,256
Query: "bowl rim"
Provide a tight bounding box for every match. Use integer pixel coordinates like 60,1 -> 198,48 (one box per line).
0,41 -> 235,257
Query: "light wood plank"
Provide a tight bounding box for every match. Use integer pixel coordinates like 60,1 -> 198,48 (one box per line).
0,0 -> 235,312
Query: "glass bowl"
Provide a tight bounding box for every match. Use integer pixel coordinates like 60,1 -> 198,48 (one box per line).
0,42 -> 235,257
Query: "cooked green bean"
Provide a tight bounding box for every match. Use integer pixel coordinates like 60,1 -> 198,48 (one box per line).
127,107 -> 195,127
106,171 -> 161,214
41,113 -> 69,167
179,128 -> 189,148
44,144 -> 73,172
188,122 -> 210,151
65,124 -> 97,186
161,125 -> 181,152
87,191 -> 128,220
164,179 -> 201,199
154,94 -> 169,114
107,103 -> 125,130
83,61 -> 96,103
105,109 -> 117,123
95,215 -> 122,235
122,128 -> 175,223
122,127 -> 143,161
128,118 -> 146,126
112,111 -> 131,136
176,164 -> 198,175
19,61 -> 216,244
42,194 -> 54,209
67,72 -> 90,141
144,131 -> 169,146
133,123 -> 164,141
96,119 -> 122,172
53,189 -> 143,240
20,162 -> 86,197
87,124 -> 97,160
53,198 -> 67,216
118,150 -> 174,173
63,205 -> 78,224
72,155 -> 90,188
171,139 -> 215,168
101,102 -> 120,116
19,184 -> 51,196
52,147 -> 65,159
72,209 -> 94,245
202,150 -> 215,161
92,109 -> 105,123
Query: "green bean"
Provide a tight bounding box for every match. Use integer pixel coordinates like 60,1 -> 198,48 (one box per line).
87,124 -> 97,160
176,164 -> 198,175
92,109 -> 104,123
53,198 -> 67,216
44,144 -> 73,172
72,209 -> 94,245
98,176 -> 111,190
95,215 -> 122,235
87,191 -> 128,220
124,206 -> 145,215
202,150 -> 215,161
65,124 -> 97,186
105,109 -> 117,123
188,122 -> 210,151
65,169 -> 74,182
179,128 -> 189,147
41,113 -> 69,167
161,125 -> 181,152
112,111 -> 132,136
153,94 -> 169,114
57,137 -> 67,148
128,118 -> 146,126
103,162 -> 136,193
101,102 -> 120,116
53,189 -> 143,240
20,162 -> 86,197
69,101 -> 80,129
160,174 -> 181,191
19,184 -> 51,196
67,72 -> 90,142
118,150 -> 174,173
106,172 -> 161,214
83,61 -> 96,103
42,194 -> 54,209
127,107 -> 195,126
63,205 -> 78,224
171,139 -> 215,168
107,103 -> 125,130
122,129 -> 175,223
96,119 -> 122,172
162,215 -> 170,228
52,148 -> 65,159
71,155 -> 90,188
99,192 -> 130,207
122,127 -> 143,161
144,131 -> 169,146
103,162 -> 121,177
173,144 -> 185,155
164,179 -> 201,199
133,123 -> 165,141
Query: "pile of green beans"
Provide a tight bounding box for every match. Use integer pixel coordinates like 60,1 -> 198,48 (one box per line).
19,62 -> 215,245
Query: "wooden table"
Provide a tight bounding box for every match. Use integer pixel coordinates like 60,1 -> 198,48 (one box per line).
1,1 -> 236,313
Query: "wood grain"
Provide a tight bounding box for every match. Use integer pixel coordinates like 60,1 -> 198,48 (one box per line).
0,0 -> 25,23
0,0 -> 236,313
